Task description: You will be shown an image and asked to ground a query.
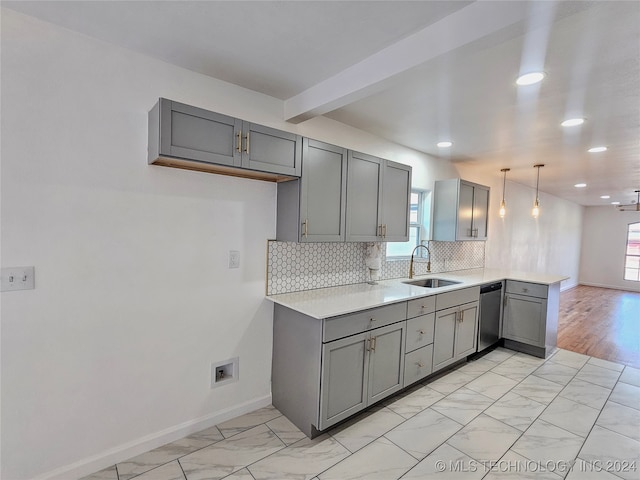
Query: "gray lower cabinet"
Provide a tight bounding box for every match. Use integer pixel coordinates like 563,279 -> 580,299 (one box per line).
403,297 -> 436,386
276,139 -> 347,242
503,280 -> 560,358
432,287 -> 480,372
272,302 -> 406,438
148,98 -> 301,178
346,151 -> 411,242
320,321 -> 405,429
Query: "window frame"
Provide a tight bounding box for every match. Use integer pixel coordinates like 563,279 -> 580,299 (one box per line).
623,221 -> 640,282
385,189 -> 428,259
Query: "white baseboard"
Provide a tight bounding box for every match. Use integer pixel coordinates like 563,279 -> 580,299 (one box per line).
31,394 -> 272,480
560,281 -> 578,292
578,281 -> 640,292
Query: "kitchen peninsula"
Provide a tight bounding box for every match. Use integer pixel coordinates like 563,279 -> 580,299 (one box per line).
267,268 -> 568,438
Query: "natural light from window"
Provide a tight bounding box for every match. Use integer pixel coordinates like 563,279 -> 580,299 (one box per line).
386,190 -> 430,258
624,222 -> 640,281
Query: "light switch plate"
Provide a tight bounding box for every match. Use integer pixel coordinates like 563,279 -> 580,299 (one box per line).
229,250 -> 240,269
1,266 -> 35,291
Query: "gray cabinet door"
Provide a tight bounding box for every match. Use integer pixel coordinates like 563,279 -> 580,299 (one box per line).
382,161 -> 411,242
161,99 -> 242,167
241,122 -> 302,176
455,302 -> 478,358
503,294 -> 546,347
346,151 -> 383,241
300,139 -> 347,242
319,333 -> 369,430
457,181 -> 475,239
367,322 -> 405,404
433,306 -> 458,371
472,185 -> 489,240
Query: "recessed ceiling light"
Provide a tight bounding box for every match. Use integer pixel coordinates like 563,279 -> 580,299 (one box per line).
588,146 -> 608,153
600,195 -> 610,199
437,141 -> 453,148
611,201 -> 621,205
516,72 -> 545,86
561,118 -> 585,127
574,183 -> 587,188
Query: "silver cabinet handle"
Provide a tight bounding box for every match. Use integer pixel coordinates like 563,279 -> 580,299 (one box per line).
370,317 -> 376,322
302,219 -> 308,238
236,130 -> 242,153
419,330 -> 425,335
417,362 -> 424,368
370,336 -> 377,351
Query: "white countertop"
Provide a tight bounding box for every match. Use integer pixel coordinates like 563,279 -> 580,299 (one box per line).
266,268 -> 568,319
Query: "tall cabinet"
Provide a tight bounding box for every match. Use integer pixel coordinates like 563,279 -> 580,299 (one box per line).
433,179 -> 490,241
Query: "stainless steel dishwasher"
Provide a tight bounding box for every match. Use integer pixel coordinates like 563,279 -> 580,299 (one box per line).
478,282 -> 503,352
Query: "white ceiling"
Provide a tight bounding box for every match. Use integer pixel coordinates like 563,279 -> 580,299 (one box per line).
5,0 -> 639,206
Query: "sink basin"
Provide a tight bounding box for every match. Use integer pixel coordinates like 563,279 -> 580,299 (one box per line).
403,278 -> 461,288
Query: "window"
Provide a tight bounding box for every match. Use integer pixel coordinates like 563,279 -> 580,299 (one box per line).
624,222 -> 640,281
386,190 -> 430,257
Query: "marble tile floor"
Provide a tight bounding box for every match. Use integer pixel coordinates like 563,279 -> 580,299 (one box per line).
82,348 -> 640,480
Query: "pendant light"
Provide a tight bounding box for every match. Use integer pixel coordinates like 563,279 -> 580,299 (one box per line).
499,168 -> 510,218
532,164 -> 544,218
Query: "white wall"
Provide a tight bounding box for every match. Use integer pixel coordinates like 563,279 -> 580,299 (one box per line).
579,206 -> 640,291
455,167 -> 583,291
0,9 -> 451,480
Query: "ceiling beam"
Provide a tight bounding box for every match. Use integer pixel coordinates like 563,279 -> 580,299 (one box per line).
284,0 -> 530,123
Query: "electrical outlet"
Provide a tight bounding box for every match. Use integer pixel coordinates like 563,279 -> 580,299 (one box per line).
229,250 -> 240,269
1,266 -> 35,291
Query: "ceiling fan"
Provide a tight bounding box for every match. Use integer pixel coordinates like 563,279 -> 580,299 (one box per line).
618,190 -> 640,211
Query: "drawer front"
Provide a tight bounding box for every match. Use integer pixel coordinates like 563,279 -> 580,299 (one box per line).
407,296 -> 436,319
506,280 -> 548,298
403,344 -> 433,386
435,286 -> 480,311
323,302 -> 406,342
405,313 -> 435,353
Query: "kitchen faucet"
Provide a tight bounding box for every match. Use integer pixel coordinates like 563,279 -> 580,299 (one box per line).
409,243 -> 431,279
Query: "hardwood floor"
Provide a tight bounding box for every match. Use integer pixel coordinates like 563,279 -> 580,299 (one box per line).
558,285 -> 640,368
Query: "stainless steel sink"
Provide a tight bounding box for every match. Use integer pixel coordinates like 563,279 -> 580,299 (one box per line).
403,278 -> 461,288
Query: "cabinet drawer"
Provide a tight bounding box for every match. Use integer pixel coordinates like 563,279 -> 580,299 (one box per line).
404,345 -> 433,386
506,281 -> 548,298
323,303 -> 406,342
405,313 -> 435,353
407,296 -> 436,319
435,286 -> 480,311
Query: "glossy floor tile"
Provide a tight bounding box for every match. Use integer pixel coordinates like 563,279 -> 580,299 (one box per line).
81,348 -> 640,480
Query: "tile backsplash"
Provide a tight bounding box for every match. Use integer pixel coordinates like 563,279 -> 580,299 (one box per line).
267,240 -> 485,295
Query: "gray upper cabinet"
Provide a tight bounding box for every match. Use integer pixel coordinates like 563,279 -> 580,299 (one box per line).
346,151 -> 383,241
433,179 -> 490,241
240,122 -> 302,177
277,139 -> 347,242
382,161 -> 412,241
151,98 -> 242,167
346,151 -> 411,242
148,98 -> 301,179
